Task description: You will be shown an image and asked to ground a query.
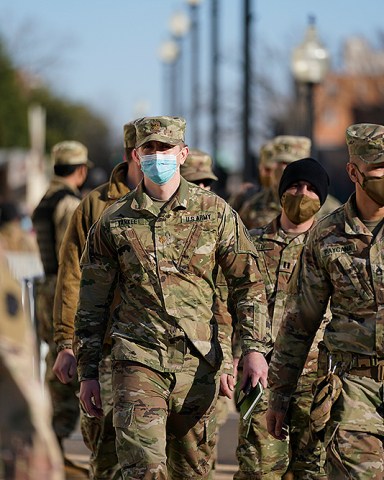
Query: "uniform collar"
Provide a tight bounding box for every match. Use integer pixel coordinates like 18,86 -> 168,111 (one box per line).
130,176 -> 190,214
107,162 -> 130,200
344,193 -> 373,237
51,175 -> 80,195
257,215 -> 308,245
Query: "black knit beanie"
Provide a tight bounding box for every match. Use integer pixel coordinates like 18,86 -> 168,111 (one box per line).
278,157 -> 330,206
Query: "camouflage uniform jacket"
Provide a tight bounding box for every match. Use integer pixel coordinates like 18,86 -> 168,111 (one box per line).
75,177 -> 267,380
239,187 -> 280,230
239,187 -> 341,230
54,162 -> 130,348
250,216 -> 327,376
269,194 -> 384,413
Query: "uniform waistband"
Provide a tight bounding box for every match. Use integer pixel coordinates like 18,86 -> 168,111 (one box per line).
318,343 -> 384,381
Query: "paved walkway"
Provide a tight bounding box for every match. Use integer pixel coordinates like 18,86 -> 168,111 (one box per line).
64,411 -> 240,479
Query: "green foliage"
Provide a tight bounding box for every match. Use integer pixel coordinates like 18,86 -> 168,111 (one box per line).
0,34 -> 113,169
30,87 -> 111,168
0,37 -> 29,147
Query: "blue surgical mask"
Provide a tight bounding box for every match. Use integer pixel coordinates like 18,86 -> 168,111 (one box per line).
139,153 -> 178,185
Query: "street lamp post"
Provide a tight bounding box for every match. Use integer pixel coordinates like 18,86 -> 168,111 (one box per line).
159,40 -> 179,114
187,0 -> 202,147
169,10 -> 190,116
291,16 -> 329,151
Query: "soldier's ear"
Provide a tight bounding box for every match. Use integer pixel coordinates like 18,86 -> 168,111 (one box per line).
178,145 -> 189,166
132,149 -> 141,166
346,162 -> 358,184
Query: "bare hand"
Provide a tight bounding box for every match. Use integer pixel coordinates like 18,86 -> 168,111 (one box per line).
79,379 -> 104,418
219,373 -> 235,399
53,348 -> 77,384
266,408 -> 288,440
233,357 -> 240,382
241,351 -> 268,389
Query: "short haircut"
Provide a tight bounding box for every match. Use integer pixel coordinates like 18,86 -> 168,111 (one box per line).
54,163 -> 85,177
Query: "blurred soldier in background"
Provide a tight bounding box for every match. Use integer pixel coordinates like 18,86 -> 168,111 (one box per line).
256,141 -> 278,190
0,247 -> 64,480
180,148 -> 218,190
234,158 -> 330,480
32,140 -> 91,473
227,141 -> 275,213
239,136 -> 341,229
0,201 -> 38,253
267,123 -> 384,478
53,122 -> 142,479
239,136 -> 312,228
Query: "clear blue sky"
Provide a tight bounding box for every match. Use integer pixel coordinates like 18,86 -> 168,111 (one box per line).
1,0 -> 384,168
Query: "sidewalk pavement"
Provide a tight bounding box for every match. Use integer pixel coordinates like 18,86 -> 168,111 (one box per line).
64,410 -> 240,480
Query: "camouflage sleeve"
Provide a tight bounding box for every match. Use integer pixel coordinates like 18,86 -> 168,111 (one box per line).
74,218 -> 118,380
211,267 -> 233,374
53,206 -> 90,347
217,204 -> 268,357
268,234 -> 330,413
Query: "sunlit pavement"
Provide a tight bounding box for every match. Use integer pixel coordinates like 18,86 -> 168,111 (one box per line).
64,411 -> 240,480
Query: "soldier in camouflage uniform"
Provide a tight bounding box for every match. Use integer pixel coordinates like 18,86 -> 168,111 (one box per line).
266,123 -> 384,479
239,136 -> 340,228
234,158 -> 330,479
32,141 -> 91,467
227,141 -> 274,213
74,116 -> 269,480
0,250 -> 64,480
52,122 -> 142,479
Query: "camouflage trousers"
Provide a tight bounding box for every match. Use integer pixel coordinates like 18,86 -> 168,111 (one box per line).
112,351 -> 219,479
46,345 -> 80,442
212,395 -> 230,470
324,374 -> 384,479
81,354 -> 122,480
235,371 -> 326,480
35,276 -> 80,442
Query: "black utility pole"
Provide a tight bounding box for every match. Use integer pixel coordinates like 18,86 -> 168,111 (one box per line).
211,0 -> 219,164
242,0 -> 254,181
189,2 -> 200,147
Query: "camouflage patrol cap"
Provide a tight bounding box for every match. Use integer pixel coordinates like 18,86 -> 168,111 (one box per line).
271,135 -> 311,163
134,116 -> 186,148
123,121 -> 136,149
181,149 -> 218,182
52,141 -> 92,167
259,141 -> 275,166
346,123 -> 384,163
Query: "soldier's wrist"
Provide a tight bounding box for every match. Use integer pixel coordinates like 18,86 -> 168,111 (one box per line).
56,342 -> 73,353
268,391 -> 291,415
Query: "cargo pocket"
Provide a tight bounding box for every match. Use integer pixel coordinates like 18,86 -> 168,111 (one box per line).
324,423 -> 351,478
113,402 -> 144,467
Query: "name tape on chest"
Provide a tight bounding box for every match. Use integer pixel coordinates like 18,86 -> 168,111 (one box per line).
110,218 -> 148,228
322,243 -> 357,256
